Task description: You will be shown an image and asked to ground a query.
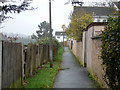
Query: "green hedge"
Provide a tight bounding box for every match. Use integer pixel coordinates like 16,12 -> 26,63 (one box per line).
100,11 -> 120,89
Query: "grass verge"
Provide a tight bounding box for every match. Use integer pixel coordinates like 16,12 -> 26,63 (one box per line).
23,47 -> 64,88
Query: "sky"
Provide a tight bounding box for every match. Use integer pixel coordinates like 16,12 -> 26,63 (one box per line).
0,0 -> 117,36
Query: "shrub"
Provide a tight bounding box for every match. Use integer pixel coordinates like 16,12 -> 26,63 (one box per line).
100,11 -> 120,89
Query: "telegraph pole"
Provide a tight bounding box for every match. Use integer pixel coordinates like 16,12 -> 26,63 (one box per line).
49,0 -> 53,68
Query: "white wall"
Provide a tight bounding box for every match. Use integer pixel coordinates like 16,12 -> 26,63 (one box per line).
56,35 -> 67,42
93,16 -> 108,22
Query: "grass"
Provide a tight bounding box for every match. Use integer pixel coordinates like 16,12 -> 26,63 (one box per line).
87,69 -> 101,88
23,47 -> 64,88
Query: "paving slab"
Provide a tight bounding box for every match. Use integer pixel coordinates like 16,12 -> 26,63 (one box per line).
53,47 -> 95,88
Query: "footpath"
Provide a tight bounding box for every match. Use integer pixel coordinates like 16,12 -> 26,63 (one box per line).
53,47 -> 96,88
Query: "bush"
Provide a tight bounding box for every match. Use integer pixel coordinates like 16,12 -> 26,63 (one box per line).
100,11 -> 120,89
36,37 -> 60,53
36,37 -> 59,46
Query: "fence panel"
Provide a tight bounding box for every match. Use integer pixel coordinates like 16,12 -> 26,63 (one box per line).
2,41 -> 22,88
25,44 -> 40,77
25,45 -> 31,78
35,45 -> 39,69
39,45 -> 44,66
43,45 -> 45,64
46,45 -> 49,62
32,44 -> 37,72
1,41 -> 51,88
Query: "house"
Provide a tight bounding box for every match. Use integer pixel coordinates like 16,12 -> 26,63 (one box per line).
55,31 -> 67,42
73,6 -> 116,22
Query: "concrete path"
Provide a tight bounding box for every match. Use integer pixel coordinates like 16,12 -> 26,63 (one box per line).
53,47 -> 96,88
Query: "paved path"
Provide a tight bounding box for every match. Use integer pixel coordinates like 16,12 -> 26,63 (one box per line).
53,47 -> 95,88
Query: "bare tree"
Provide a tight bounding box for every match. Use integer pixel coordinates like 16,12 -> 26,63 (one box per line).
0,0 -> 34,21
89,2 -> 107,7
64,0 -> 84,6
105,0 -> 117,7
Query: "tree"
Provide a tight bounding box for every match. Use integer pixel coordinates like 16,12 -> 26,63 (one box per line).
105,0 -> 115,7
36,21 -> 52,39
0,0 -> 34,21
64,0 -> 84,6
93,0 -> 119,7
61,24 -> 66,30
31,33 -> 37,39
32,21 -> 53,40
65,11 -> 93,41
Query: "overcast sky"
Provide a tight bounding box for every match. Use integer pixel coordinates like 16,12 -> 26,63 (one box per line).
0,0 -> 116,36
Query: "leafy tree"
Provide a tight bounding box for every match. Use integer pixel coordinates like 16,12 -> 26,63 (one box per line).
61,24 -> 66,30
100,11 -> 120,89
65,11 -> 93,41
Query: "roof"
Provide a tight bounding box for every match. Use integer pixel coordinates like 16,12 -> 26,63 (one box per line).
83,22 -> 108,31
55,31 -> 67,36
74,6 -> 116,16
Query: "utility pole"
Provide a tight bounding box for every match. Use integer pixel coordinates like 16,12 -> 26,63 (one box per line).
49,0 -> 53,68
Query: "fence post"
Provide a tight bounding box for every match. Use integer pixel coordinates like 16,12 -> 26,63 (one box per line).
0,41 -> 2,89
35,45 -> 38,69
21,43 -> 24,84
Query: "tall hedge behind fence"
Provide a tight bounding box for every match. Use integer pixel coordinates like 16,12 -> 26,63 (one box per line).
0,40 -> 56,89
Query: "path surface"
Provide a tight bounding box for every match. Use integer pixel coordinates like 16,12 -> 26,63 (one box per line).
53,47 -> 95,88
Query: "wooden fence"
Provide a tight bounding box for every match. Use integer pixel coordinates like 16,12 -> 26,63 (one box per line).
23,44 -> 49,79
2,41 -> 22,88
0,40 -> 56,89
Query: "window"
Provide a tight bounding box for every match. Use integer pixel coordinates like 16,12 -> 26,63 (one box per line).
57,36 -> 60,38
